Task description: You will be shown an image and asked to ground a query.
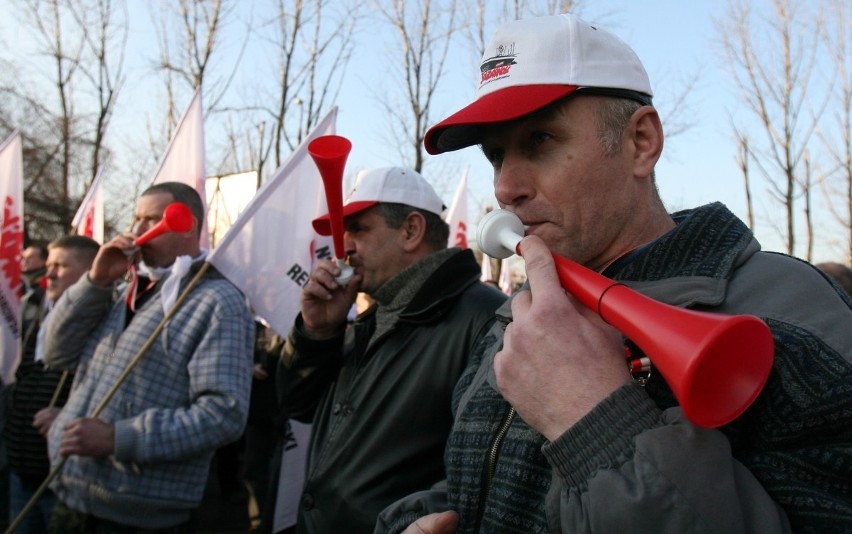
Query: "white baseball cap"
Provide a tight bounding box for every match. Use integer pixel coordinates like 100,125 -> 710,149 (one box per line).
425,13 -> 653,154
312,167 -> 445,235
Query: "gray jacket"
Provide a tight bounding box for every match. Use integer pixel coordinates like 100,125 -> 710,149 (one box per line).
378,203 -> 852,534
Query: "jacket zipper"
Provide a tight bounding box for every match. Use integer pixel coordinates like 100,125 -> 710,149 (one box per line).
476,405 -> 516,528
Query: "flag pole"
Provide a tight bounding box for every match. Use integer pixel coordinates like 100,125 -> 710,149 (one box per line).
4,262 -> 211,534
47,370 -> 70,408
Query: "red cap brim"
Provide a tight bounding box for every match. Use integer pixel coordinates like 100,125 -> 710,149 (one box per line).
424,85 -> 579,154
311,201 -> 378,236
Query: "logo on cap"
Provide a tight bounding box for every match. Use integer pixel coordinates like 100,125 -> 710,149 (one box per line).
480,43 -> 516,87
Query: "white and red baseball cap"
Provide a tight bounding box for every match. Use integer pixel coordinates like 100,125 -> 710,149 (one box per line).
312,167 -> 445,236
425,13 -> 653,154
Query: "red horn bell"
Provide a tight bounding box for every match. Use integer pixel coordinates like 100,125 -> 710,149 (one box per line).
134,202 -> 194,246
477,209 -> 774,428
309,135 -> 354,284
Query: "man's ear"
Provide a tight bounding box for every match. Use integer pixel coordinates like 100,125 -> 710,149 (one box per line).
629,107 -> 663,178
400,211 -> 427,252
184,215 -> 199,237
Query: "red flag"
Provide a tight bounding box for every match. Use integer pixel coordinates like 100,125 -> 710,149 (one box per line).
0,131 -> 23,384
444,168 -> 469,249
207,108 -> 337,338
151,87 -> 209,249
71,168 -> 105,243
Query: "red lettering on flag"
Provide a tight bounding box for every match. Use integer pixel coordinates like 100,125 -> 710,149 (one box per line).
453,221 -> 468,249
1,195 -> 23,294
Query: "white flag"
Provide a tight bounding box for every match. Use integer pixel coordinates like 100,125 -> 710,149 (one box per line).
272,419 -> 312,532
71,168 -> 105,243
498,258 -> 513,295
0,131 -> 23,385
444,168 -> 469,249
480,251 -> 493,283
207,108 -> 337,338
151,87 -> 209,249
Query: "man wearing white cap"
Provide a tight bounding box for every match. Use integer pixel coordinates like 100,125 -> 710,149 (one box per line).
277,167 -> 507,533
378,13 -> 852,534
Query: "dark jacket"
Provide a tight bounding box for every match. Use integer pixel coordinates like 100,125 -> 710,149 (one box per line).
4,284 -> 63,489
279,248 -> 507,533
5,359 -> 72,489
378,203 -> 852,534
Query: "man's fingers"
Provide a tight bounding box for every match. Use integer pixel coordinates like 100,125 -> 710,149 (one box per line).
404,511 -> 459,534
517,236 -> 562,296
303,260 -> 348,300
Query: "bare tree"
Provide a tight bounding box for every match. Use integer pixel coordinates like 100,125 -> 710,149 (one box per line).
259,0 -> 357,177
718,0 -> 828,256
211,0 -> 357,187
69,0 -> 127,184
148,0 -> 247,157
819,0 -> 852,263
802,149 -> 815,260
21,0 -> 84,238
374,0 -> 459,173
4,0 -> 127,242
154,0 -> 223,124
735,130 -> 756,229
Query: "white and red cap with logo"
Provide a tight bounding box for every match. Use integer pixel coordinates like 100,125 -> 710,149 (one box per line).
312,167 -> 445,236
425,13 -> 653,154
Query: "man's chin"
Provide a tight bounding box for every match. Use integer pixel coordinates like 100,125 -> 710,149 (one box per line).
140,253 -> 161,268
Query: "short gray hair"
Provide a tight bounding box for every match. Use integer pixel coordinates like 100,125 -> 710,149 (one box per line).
376,203 -> 449,250
595,97 -> 645,156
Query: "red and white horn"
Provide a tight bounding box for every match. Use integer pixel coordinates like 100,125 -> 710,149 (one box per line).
477,209 -> 774,428
309,135 -> 354,284
134,202 -> 194,246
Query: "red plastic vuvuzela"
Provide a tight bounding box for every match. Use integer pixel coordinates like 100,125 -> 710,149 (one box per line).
134,202 -> 194,246
476,209 -> 775,428
309,135 -> 354,284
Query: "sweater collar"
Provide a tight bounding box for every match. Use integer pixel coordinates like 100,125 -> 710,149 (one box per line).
372,247 -> 458,309
604,202 -> 757,282
368,247 -> 462,348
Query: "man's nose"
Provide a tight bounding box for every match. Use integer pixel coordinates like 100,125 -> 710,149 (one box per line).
343,231 -> 356,256
494,156 -> 533,207
133,221 -> 150,237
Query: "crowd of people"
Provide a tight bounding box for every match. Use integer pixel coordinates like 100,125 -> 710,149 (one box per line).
1,11 -> 850,534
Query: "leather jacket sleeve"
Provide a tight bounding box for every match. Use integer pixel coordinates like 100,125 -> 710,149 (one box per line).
277,313 -> 345,423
